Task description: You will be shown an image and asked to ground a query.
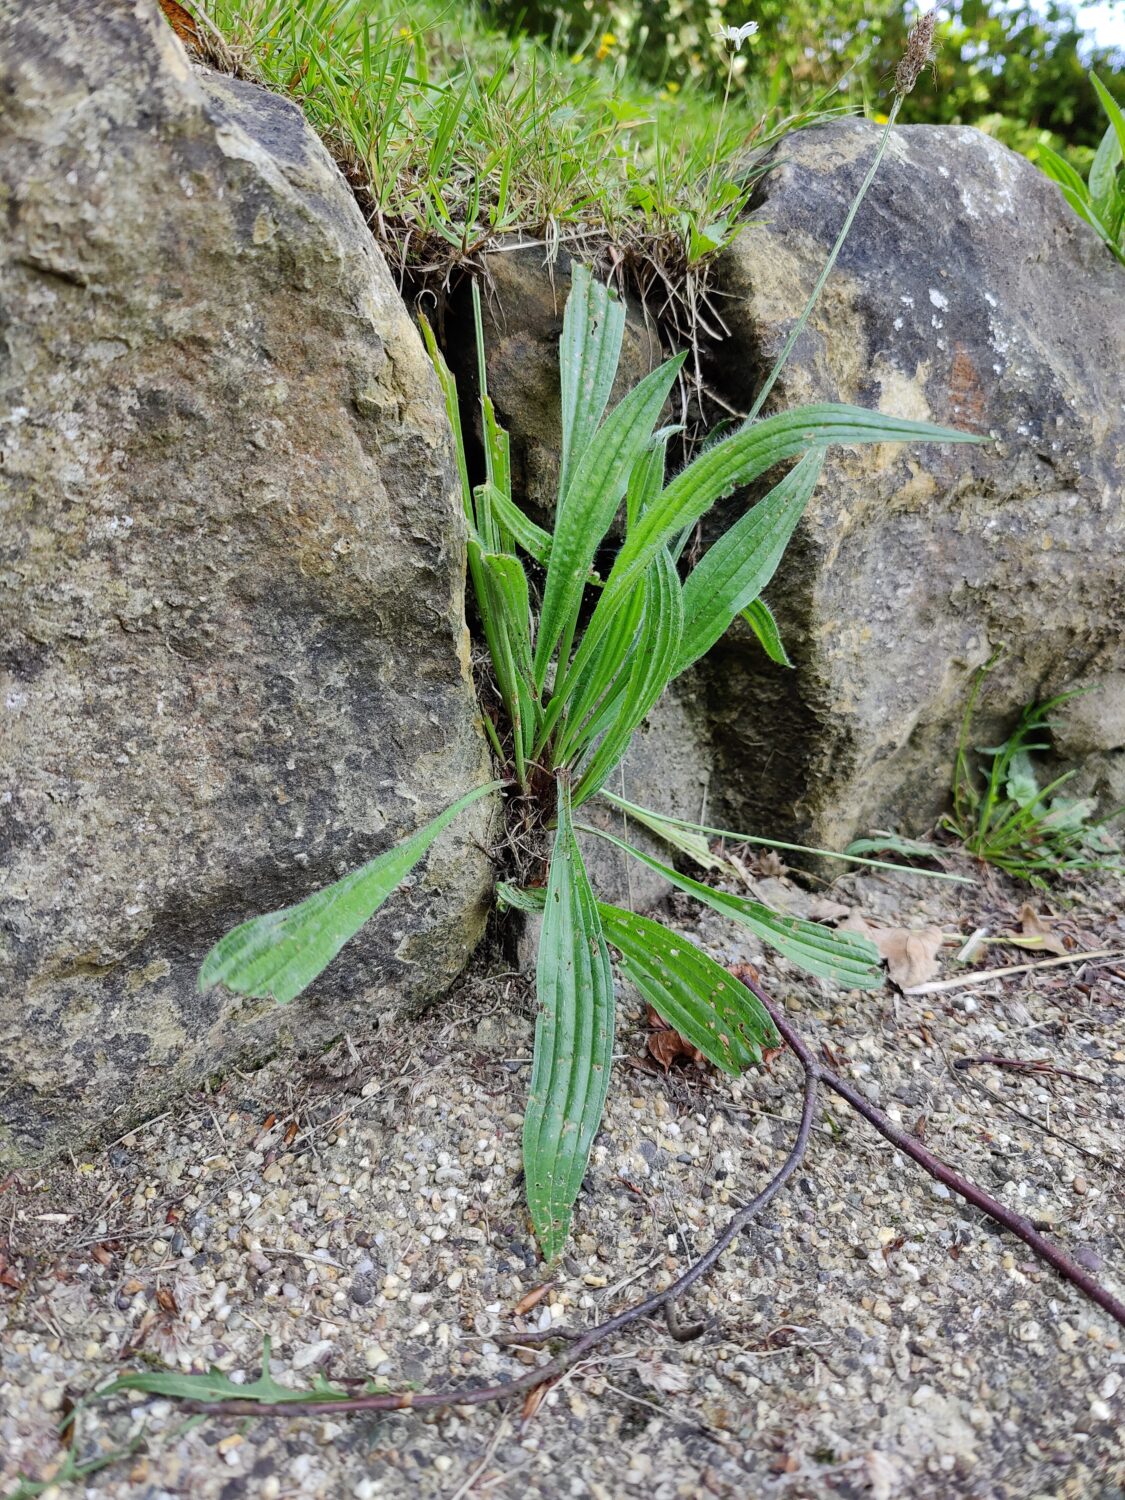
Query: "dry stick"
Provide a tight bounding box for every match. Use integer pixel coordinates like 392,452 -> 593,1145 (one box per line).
171,1065 -> 819,1421
733,966 -> 1125,1330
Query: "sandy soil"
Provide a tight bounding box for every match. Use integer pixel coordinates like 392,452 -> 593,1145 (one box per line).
2,855 -> 1123,1499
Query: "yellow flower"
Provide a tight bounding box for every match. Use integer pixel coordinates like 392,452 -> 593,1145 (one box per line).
595,31 -> 617,61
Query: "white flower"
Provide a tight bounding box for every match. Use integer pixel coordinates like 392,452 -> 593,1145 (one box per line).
714,21 -> 759,51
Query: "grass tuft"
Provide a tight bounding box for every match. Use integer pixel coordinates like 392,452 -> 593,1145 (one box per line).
188,0 -> 839,396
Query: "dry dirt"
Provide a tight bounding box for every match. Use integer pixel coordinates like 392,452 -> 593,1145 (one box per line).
2,853 -> 1123,1499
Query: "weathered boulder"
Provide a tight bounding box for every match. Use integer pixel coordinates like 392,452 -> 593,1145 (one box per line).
0,1 -> 494,1165
705,119 -> 1125,851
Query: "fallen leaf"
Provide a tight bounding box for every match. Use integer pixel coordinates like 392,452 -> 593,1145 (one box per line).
863,1450 -> 906,1500
512,1282 -> 552,1317
158,0 -> 202,48
840,914 -> 944,989
647,1027 -> 706,1071
807,896 -> 851,923
636,1359 -> 691,1395
645,1005 -> 706,1071
521,1381 -> 550,1422
1013,903 -> 1068,957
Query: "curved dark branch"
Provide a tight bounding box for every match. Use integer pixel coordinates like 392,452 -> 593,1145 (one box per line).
143,964 -> 1124,1429
174,1046 -> 818,1420
733,964 -> 1125,1331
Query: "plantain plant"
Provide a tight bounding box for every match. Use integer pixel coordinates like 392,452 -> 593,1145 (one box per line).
199,263 -> 981,1260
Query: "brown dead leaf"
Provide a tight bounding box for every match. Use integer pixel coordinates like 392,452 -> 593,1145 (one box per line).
647,1028 -> 705,1071
840,913 -> 944,989
636,1359 -> 691,1396
807,896 -> 851,923
155,1286 -> 178,1315
158,0 -> 202,47
1013,903 -> 1068,957
521,1381 -> 550,1422
512,1282 -> 552,1317
645,1004 -> 706,1071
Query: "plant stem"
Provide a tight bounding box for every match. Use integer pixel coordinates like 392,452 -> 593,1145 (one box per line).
742,97 -> 902,427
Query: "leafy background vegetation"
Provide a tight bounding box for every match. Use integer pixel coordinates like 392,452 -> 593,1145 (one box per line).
197,0 -> 1124,333
487,0 -> 1125,168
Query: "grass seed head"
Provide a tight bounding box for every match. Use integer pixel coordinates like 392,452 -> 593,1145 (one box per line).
895,11 -> 937,98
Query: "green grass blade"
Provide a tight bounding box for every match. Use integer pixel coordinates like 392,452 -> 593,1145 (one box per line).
418,312 -> 472,523
534,354 -> 685,689
558,263 -> 626,504
523,780 -> 616,1259
675,451 -> 823,675
598,905 -> 779,1072
198,781 -> 500,1004
580,825 -> 884,988
600,791 -> 972,883
741,597 -> 792,667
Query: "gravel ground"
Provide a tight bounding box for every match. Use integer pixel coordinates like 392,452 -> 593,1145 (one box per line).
2,857 -> 1123,1499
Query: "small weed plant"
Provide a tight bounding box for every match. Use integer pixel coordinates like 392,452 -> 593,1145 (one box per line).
198,15 -> 982,1257
942,653 -> 1123,887
1038,71 -> 1125,266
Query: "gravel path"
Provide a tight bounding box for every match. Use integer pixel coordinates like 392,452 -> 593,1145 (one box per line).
2,859 -> 1123,1499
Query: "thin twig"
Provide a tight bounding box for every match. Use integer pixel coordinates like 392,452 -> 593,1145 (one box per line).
165,1061 -> 819,1420
112,970 -> 1124,1432
903,949 -> 1120,995
733,966 -> 1125,1330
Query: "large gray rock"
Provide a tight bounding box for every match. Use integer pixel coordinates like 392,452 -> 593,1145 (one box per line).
0,1 -> 494,1165
706,119 -> 1125,851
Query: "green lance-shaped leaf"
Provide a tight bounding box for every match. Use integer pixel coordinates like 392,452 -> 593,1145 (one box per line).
625,425 -> 675,530
499,885 -> 778,1073
534,354 -> 685,690
621,405 -> 982,612
580,826 -> 883,989
1091,71 -> 1125,168
558,263 -> 627,504
598,905 -> 778,1072
674,450 -> 823,676
1089,119 -> 1122,210
572,546 -> 684,804
540,404 -> 983,749
523,780 -> 616,1259
479,550 -> 538,768
198,781 -> 500,1005
480,482 -> 553,565
101,1338 -> 359,1407
741,596 -> 792,667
